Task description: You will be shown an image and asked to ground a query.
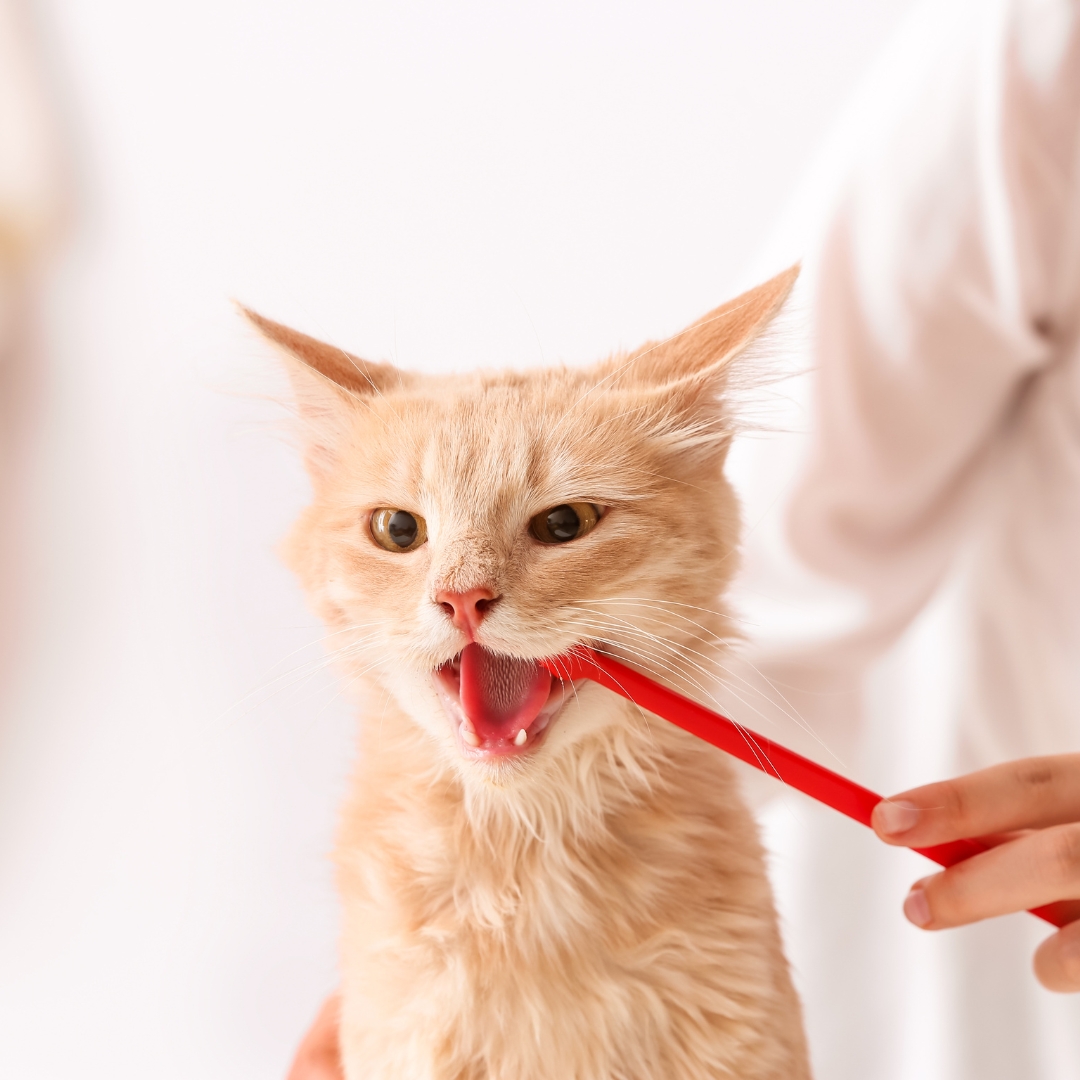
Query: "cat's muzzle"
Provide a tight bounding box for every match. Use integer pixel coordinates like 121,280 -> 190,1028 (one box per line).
433,643 -> 575,759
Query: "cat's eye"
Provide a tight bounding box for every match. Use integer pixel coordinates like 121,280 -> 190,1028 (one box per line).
529,502 -> 601,545
370,508 -> 427,552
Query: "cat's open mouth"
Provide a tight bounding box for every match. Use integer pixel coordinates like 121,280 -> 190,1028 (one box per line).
433,643 -> 574,759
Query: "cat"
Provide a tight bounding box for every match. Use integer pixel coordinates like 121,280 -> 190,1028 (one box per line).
248,266 -> 810,1080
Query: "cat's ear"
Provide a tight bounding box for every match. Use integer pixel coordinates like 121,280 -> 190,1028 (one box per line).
610,265 -> 798,464
240,306 -> 408,477
241,307 -> 406,397
624,265 -> 798,390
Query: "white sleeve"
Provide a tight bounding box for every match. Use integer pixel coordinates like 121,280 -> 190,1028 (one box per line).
720,0 -> 1080,776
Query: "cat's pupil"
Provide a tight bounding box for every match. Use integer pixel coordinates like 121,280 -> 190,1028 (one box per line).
387,510 -> 419,547
545,504 -> 580,542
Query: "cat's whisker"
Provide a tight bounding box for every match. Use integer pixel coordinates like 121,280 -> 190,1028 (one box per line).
572,601 -> 840,761
567,607 -> 828,757
717,653 -> 849,770
560,617 -> 792,781
223,630 -> 392,719
557,638 -> 657,737
568,605 -> 721,650
272,622 -> 397,667
551,647 -> 592,714
224,658 -> 357,726
230,621 -> 391,690
223,651 -> 356,718
552,616 -> 725,708
567,599 -> 806,719
315,655 -> 392,714
570,605 -> 760,694
571,595 -> 739,624
600,642 -> 833,784
566,620 -> 730,713
581,639 -> 783,783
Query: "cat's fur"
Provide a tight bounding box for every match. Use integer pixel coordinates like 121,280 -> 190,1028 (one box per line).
250,267 -> 810,1080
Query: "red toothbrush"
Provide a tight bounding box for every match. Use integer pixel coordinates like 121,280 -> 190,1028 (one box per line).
541,647 -> 1070,929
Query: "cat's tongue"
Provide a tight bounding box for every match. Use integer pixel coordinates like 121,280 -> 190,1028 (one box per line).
458,643 -> 552,745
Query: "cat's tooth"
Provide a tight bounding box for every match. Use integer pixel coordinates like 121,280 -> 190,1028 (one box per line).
462,727 -> 480,747
514,728 -> 528,746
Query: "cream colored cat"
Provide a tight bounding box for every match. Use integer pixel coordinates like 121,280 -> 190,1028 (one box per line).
250,267 -> 810,1080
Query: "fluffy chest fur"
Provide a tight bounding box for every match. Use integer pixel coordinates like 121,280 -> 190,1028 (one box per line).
250,267 -> 810,1079
335,697 -> 806,1080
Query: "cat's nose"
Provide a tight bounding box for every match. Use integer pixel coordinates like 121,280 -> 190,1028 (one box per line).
436,587 -> 500,636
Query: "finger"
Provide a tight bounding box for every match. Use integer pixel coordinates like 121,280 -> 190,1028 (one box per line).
900,823 -> 1080,929
1034,920 -> 1080,992
287,1051 -> 343,1080
872,754 -> 1080,847
287,993 -> 344,1080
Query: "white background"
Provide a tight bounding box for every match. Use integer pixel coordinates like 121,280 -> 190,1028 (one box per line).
0,2 -> 916,1076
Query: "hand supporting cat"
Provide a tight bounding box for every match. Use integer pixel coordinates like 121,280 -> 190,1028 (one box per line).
251,268 -> 811,1080
287,994 -> 343,1080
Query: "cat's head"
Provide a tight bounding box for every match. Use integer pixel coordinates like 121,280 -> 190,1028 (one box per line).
249,268 -> 795,784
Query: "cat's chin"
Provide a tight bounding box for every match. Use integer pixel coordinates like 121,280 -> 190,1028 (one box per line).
431,650 -> 576,761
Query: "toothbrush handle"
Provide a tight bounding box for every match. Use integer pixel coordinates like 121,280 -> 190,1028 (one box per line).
542,648 -> 1069,929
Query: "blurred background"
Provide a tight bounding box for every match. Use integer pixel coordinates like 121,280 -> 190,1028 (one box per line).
0,2 -> 918,1077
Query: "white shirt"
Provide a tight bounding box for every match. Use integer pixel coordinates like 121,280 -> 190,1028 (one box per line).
722,1 -> 1080,1076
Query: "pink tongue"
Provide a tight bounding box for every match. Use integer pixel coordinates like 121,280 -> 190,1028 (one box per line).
458,643 -> 552,743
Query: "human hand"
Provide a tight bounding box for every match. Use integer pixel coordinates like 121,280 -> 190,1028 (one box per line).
872,755 -> 1080,991
286,992 -> 344,1080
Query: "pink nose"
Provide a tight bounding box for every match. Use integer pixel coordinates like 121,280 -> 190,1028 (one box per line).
436,587 -> 499,635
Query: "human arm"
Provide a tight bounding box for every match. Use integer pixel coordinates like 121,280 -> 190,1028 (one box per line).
723,0 -> 1080,773
872,756 -> 1080,991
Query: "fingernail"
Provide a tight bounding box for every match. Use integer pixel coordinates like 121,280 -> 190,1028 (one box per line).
1059,935 -> 1080,974
876,799 -> 920,836
903,886 -> 931,928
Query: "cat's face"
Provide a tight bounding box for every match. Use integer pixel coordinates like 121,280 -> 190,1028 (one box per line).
251,268 -> 795,783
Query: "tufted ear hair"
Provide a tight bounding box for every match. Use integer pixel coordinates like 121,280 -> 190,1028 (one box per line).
241,307 -> 407,396
617,264 -> 799,390
241,306 -> 410,478
599,265 -> 799,465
